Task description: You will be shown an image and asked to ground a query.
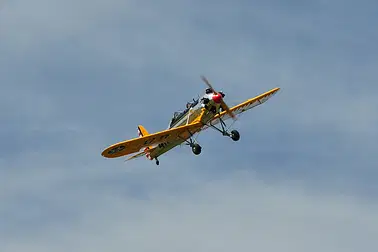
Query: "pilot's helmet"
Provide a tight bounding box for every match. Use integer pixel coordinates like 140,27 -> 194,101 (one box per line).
205,88 -> 213,94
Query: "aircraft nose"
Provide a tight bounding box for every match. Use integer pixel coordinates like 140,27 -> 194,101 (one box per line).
212,93 -> 222,103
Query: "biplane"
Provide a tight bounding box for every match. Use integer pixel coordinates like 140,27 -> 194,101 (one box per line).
101,76 -> 280,165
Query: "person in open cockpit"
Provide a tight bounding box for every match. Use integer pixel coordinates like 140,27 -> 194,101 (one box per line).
168,98 -> 199,128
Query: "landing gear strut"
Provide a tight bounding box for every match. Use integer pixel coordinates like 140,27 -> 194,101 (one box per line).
178,117 -> 239,157
181,129 -> 202,155
206,117 -> 240,141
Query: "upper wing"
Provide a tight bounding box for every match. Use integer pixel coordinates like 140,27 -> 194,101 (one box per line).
102,122 -> 203,158
209,87 -> 280,125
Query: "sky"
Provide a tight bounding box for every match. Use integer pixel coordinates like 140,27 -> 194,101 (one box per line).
1,0 -> 378,251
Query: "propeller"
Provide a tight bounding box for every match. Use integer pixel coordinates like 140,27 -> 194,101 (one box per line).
200,75 -> 236,120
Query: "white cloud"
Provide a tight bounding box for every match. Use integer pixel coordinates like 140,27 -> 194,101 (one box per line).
2,171 -> 378,252
1,0 -> 377,138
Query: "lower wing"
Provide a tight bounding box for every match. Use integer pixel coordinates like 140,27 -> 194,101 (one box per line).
102,122 -> 203,158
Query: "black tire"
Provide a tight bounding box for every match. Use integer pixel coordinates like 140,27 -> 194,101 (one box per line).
192,144 -> 202,155
230,130 -> 240,141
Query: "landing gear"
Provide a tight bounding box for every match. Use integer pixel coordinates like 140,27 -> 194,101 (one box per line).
206,117 -> 241,141
230,130 -> 240,141
192,144 -> 202,155
179,119 -> 238,157
180,129 -> 203,156
155,158 -> 159,165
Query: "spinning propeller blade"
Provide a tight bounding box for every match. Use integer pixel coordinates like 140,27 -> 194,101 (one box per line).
200,75 -> 236,119
201,75 -> 215,93
220,100 -> 235,119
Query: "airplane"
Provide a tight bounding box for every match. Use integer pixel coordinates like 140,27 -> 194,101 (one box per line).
101,76 -> 280,165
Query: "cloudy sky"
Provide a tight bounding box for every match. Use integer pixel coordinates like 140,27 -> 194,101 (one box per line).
1,0 -> 378,251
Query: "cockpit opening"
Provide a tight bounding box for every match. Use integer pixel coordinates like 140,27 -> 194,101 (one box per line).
169,98 -> 199,128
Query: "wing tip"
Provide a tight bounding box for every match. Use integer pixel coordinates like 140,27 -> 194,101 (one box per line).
101,143 -> 128,158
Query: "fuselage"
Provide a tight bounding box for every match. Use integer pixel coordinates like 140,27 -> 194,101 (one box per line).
148,93 -> 220,159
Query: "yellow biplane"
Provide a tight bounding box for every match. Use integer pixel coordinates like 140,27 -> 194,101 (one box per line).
101,76 -> 280,165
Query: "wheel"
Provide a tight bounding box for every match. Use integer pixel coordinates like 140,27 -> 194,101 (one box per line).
155,159 -> 160,165
230,130 -> 240,141
192,144 -> 202,155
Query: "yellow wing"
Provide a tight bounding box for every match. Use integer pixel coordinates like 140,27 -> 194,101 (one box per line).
102,122 -> 203,158
210,87 -> 280,124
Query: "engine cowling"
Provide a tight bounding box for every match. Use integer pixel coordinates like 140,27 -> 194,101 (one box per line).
212,93 -> 222,103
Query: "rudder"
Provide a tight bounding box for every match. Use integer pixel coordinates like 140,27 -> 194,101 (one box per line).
137,125 -> 153,160
137,125 -> 149,137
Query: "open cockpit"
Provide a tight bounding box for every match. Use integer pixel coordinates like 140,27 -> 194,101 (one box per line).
168,98 -> 199,128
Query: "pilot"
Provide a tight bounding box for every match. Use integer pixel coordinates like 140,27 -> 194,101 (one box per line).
205,88 -> 225,97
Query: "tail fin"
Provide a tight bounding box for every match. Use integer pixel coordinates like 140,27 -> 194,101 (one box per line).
137,125 -> 153,160
137,125 -> 149,137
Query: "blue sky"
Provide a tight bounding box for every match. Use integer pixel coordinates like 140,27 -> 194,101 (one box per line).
1,0 -> 378,251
